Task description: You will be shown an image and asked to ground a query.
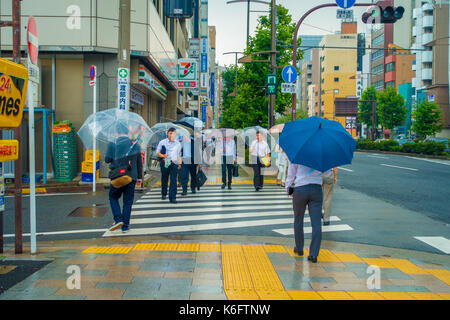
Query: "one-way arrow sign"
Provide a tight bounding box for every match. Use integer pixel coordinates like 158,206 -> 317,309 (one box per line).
282,65 -> 297,84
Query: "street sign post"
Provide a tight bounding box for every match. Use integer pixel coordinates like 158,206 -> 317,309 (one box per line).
89,65 -> 97,193
282,65 -> 297,83
281,83 -> 297,94
117,68 -> 130,110
337,9 -> 354,19
27,16 -> 39,254
267,74 -> 277,95
335,0 -> 356,9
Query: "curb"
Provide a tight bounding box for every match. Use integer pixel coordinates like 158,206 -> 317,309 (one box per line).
356,149 -> 450,160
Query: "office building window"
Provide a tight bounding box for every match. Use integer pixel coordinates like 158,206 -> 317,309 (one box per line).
372,50 -> 384,62
386,81 -> 395,88
334,66 -> 339,71
372,64 -> 384,75
334,77 -> 339,82
373,80 -> 384,91
372,34 -> 384,47
386,62 -> 395,72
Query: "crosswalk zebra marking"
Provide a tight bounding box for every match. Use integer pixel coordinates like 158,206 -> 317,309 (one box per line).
132,205 -> 294,215
272,224 -> 354,235
133,199 -> 292,209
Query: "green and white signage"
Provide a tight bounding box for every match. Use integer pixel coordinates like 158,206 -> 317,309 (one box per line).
117,67 -> 130,110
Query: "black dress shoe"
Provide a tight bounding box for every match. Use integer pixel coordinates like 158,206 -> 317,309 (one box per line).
221,184 -> 226,189
181,191 -> 187,196
228,185 -> 232,190
323,221 -> 330,226
169,199 -> 178,204
162,195 -> 167,200
191,189 -> 196,194
293,248 -> 304,256
308,256 -> 317,263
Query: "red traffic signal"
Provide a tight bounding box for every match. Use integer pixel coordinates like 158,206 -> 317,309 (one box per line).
361,2 -> 404,24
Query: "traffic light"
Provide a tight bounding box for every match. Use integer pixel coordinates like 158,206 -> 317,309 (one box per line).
267,74 -> 277,95
362,1 -> 404,24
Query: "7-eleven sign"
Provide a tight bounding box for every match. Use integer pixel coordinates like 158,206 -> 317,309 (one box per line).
178,59 -> 197,81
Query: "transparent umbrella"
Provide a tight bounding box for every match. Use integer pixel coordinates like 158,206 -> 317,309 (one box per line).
147,123 -> 191,158
77,108 -> 153,160
240,126 -> 277,151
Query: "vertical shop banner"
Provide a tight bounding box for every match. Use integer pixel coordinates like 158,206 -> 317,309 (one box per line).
201,102 -> 207,122
210,72 -> 215,107
201,53 -> 207,73
117,68 -> 130,110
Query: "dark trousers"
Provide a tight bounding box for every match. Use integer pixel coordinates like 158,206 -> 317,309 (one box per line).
161,162 -> 178,200
292,184 -> 323,257
252,156 -> 264,189
109,180 -> 136,229
181,163 -> 197,192
222,155 -> 234,186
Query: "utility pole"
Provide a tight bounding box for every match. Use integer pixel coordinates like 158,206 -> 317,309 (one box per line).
223,51 -> 243,96
269,0 -> 276,128
118,0 -> 130,73
247,0 -> 250,48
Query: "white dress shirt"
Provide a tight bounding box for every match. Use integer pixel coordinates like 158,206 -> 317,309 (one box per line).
285,163 -> 331,189
221,139 -> 236,161
156,138 -> 181,164
250,140 -> 270,157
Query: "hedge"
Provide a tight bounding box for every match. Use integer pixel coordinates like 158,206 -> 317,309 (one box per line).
356,139 -> 448,156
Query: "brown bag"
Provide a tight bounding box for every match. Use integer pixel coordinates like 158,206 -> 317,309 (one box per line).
111,175 -> 132,188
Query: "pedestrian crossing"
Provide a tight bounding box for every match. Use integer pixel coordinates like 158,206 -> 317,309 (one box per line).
102,185 -> 353,237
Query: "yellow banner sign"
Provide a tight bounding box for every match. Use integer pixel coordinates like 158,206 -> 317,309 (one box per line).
0,139 -> 19,161
0,58 -> 29,129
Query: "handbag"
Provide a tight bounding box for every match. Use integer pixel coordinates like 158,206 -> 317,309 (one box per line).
260,156 -> 271,167
232,164 -> 239,177
109,159 -> 133,188
196,168 -> 207,187
288,186 -> 294,196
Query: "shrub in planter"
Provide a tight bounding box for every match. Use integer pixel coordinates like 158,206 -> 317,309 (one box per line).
389,145 -> 403,152
378,140 -> 399,151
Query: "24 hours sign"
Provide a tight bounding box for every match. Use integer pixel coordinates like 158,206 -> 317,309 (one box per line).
0,58 -> 29,129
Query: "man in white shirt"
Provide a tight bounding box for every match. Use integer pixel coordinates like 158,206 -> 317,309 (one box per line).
249,131 -> 271,191
285,163 -> 331,263
221,136 -> 237,190
156,127 -> 182,203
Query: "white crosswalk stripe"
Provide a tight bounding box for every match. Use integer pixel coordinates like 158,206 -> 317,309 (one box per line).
102,185 -> 353,237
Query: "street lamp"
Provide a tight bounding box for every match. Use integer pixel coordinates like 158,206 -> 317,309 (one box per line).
226,0 -> 271,48
223,51 -> 243,97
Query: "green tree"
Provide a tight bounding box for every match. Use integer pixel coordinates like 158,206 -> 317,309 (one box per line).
376,86 -> 407,136
412,100 -> 443,140
275,108 -> 308,125
220,4 -> 303,129
358,86 -> 377,128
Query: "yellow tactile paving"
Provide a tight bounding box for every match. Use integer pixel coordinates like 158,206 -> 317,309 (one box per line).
384,258 -> 429,275
347,291 -> 385,300
153,243 -> 179,251
287,290 -> 323,300
333,253 -> 365,263
377,292 -> 415,300
436,293 -> 450,300
263,245 -> 287,253
132,243 -> 157,251
423,269 -> 450,286
242,245 -> 285,291
284,247 -> 309,257
361,258 -> 396,268
225,289 -> 260,300
198,243 -> 221,252
222,245 -> 254,291
256,290 -> 291,300
406,292 -> 444,300
82,246 -> 132,254
317,249 -> 342,262
317,291 -> 353,300
176,243 -> 200,252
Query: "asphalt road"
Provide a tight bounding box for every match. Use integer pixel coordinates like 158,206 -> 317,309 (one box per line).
338,152 -> 450,224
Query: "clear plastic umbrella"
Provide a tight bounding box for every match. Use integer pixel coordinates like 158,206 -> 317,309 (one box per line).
77,108 -> 153,160
240,126 -> 277,151
147,123 -> 191,157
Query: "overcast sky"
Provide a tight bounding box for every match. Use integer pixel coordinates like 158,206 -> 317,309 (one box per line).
209,0 -> 374,67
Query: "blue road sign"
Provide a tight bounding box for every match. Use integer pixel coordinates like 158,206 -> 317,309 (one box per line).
201,53 -> 208,73
282,65 -> 298,83
335,0 -> 356,9
210,72 -> 215,107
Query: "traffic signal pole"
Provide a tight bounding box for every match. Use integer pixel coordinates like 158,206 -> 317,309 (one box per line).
269,0 -> 276,128
291,2 -> 375,121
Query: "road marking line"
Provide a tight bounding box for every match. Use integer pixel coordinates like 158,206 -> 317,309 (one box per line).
141,191 -> 288,199
102,218 -> 295,237
3,228 -> 107,238
137,195 -> 288,203
405,156 -> 450,166
338,167 -> 353,172
272,224 -> 354,235
132,204 -> 295,215
414,236 -> 450,254
6,192 -> 89,198
133,199 -> 292,209
368,155 -> 389,159
380,164 -> 418,171
130,212 -> 341,224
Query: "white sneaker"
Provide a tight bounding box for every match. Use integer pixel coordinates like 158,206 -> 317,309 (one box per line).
109,222 -> 123,232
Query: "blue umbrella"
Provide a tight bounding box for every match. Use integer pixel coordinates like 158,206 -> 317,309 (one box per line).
279,116 -> 357,172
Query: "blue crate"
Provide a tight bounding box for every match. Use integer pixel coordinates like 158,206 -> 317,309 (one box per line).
22,174 -> 43,183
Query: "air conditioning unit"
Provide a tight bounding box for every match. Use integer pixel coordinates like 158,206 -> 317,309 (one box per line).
164,0 -> 195,19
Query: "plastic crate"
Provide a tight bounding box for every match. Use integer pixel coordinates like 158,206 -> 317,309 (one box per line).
85,150 -> 100,162
81,171 -> 100,182
82,161 -> 100,173
22,174 -> 43,183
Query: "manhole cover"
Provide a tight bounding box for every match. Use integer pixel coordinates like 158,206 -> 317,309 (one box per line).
68,207 -> 108,218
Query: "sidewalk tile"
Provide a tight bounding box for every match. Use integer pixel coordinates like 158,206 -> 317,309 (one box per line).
374,285 -> 430,293
361,258 -> 395,269
190,285 -> 224,294
192,278 -> 223,287
163,271 -> 194,278
333,253 -> 364,263
257,290 -> 291,300
406,292 -> 444,300
190,292 -> 227,300
423,269 -> 450,286
316,291 -> 353,300
436,293 -> 450,300
384,259 -> 429,275
347,292 -> 385,300
377,292 -> 415,300
95,282 -> 131,290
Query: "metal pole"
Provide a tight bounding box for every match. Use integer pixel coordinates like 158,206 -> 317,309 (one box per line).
92,68 -> 97,193
12,0 -> 22,254
28,77 -> 37,254
246,0 -> 250,48
291,3 -> 375,120
235,53 -> 238,95
269,0 -> 276,128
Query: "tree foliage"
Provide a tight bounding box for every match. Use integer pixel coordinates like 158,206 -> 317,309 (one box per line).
220,5 -> 303,129
412,100 -> 443,140
376,86 -> 407,130
358,86 -> 377,127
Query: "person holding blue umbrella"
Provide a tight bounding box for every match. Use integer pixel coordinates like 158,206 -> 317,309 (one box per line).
280,117 -> 356,263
